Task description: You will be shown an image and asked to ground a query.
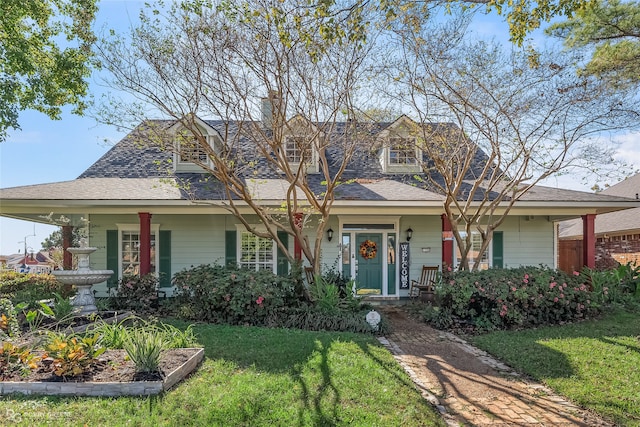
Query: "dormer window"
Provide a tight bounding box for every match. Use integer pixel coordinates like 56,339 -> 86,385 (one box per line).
383,136 -> 421,173
284,135 -> 318,172
389,137 -> 417,166
284,136 -> 311,163
170,120 -> 222,173
179,134 -> 208,164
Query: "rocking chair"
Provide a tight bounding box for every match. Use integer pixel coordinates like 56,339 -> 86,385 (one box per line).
409,266 -> 439,299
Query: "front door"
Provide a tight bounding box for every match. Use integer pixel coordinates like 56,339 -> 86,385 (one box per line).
356,233 -> 383,294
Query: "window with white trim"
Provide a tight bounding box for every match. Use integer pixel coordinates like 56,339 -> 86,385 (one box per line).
179,134 -> 208,163
284,136 -> 313,164
454,232 -> 491,270
239,231 -> 276,272
174,128 -> 217,172
118,225 -> 160,277
389,137 -> 417,165
384,136 -> 420,173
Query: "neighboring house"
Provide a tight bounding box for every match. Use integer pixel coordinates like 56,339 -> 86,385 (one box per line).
1,115 -> 637,299
559,173 -> 640,272
2,251 -> 55,274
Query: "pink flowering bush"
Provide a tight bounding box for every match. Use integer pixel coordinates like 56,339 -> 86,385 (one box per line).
435,266 -> 598,330
116,274 -> 160,313
172,265 -> 298,325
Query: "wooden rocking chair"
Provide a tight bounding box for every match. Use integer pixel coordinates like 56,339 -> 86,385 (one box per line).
409,266 -> 439,299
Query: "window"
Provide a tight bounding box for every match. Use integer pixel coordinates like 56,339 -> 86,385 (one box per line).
455,232 -> 490,270
121,231 -> 157,276
116,224 -> 160,278
240,232 -> 275,271
389,137 -> 417,165
383,136 -> 420,173
284,136 -> 312,164
173,125 -> 219,172
179,135 -> 208,164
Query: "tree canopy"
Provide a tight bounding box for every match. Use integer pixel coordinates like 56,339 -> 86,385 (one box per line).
0,0 -> 97,141
384,13 -> 638,270
547,0 -> 640,87
95,0 -> 376,274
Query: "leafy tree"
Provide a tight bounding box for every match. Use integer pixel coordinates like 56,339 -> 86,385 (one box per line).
41,228 -> 84,250
547,0 -> 640,87
385,14 -> 639,270
0,0 -> 98,141
381,0 -> 596,45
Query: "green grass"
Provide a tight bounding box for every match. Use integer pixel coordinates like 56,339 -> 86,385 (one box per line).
470,310 -> 640,426
0,322 -> 444,426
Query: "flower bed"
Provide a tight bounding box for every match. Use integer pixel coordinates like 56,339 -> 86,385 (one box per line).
0,347 -> 204,396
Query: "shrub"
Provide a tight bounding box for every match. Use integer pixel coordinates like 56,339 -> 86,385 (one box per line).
122,327 -> 167,373
0,271 -> 72,304
433,266 -> 598,330
44,332 -> 106,378
0,298 -> 20,339
320,267 -> 353,299
583,263 -> 640,308
15,301 -> 55,332
116,274 -> 160,312
309,276 -> 341,314
172,264 -> 299,325
51,292 -> 75,321
91,318 -> 132,349
0,342 -> 40,379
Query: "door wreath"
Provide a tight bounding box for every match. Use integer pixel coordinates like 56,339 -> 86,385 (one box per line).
359,240 -> 378,260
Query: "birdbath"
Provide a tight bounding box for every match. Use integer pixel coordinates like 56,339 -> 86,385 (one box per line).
52,246 -> 114,315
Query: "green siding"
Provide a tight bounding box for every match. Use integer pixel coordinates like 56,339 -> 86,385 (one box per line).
159,230 -> 171,287
106,230 -> 118,288
277,231 -> 289,276
225,230 -> 237,267
492,231 -> 504,268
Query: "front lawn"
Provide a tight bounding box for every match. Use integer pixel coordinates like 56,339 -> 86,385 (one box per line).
469,310 -> 640,426
0,322 -> 444,426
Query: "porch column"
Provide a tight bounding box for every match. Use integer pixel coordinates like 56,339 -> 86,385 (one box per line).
294,212 -> 303,261
441,214 -> 454,270
582,214 -> 596,269
62,225 -> 73,270
138,212 -> 152,276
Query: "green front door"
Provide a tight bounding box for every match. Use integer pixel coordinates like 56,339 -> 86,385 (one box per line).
356,233 -> 383,294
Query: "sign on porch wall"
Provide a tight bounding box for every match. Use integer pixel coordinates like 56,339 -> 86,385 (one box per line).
399,242 -> 410,289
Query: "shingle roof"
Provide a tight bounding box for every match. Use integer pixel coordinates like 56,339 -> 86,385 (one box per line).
71,119 -> 491,202
2,119 -> 638,208
559,173 -> 640,238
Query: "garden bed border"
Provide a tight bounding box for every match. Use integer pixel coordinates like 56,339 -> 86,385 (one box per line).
0,347 -> 204,397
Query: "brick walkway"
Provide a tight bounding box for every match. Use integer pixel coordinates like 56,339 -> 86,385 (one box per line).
377,306 -> 612,427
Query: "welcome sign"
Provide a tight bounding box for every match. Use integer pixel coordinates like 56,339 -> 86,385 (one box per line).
399,242 -> 410,289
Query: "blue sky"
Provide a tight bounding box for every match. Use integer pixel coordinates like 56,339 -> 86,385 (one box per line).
1,0 -> 638,255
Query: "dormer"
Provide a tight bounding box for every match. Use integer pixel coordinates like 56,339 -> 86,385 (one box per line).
281,115 -> 321,174
378,116 -> 422,174
169,117 -> 223,173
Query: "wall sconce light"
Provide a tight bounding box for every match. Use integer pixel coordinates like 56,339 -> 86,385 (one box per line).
406,228 -> 413,241
327,228 -> 334,242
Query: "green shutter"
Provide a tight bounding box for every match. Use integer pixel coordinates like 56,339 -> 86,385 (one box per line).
159,230 -> 171,287
277,231 -> 289,276
492,231 -> 504,268
106,230 -> 118,288
225,230 -> 237,267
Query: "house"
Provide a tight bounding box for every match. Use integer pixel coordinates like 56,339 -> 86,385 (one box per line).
1,114 -> 637,299
1,251 -> 55,274
559,173 -> 640,272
